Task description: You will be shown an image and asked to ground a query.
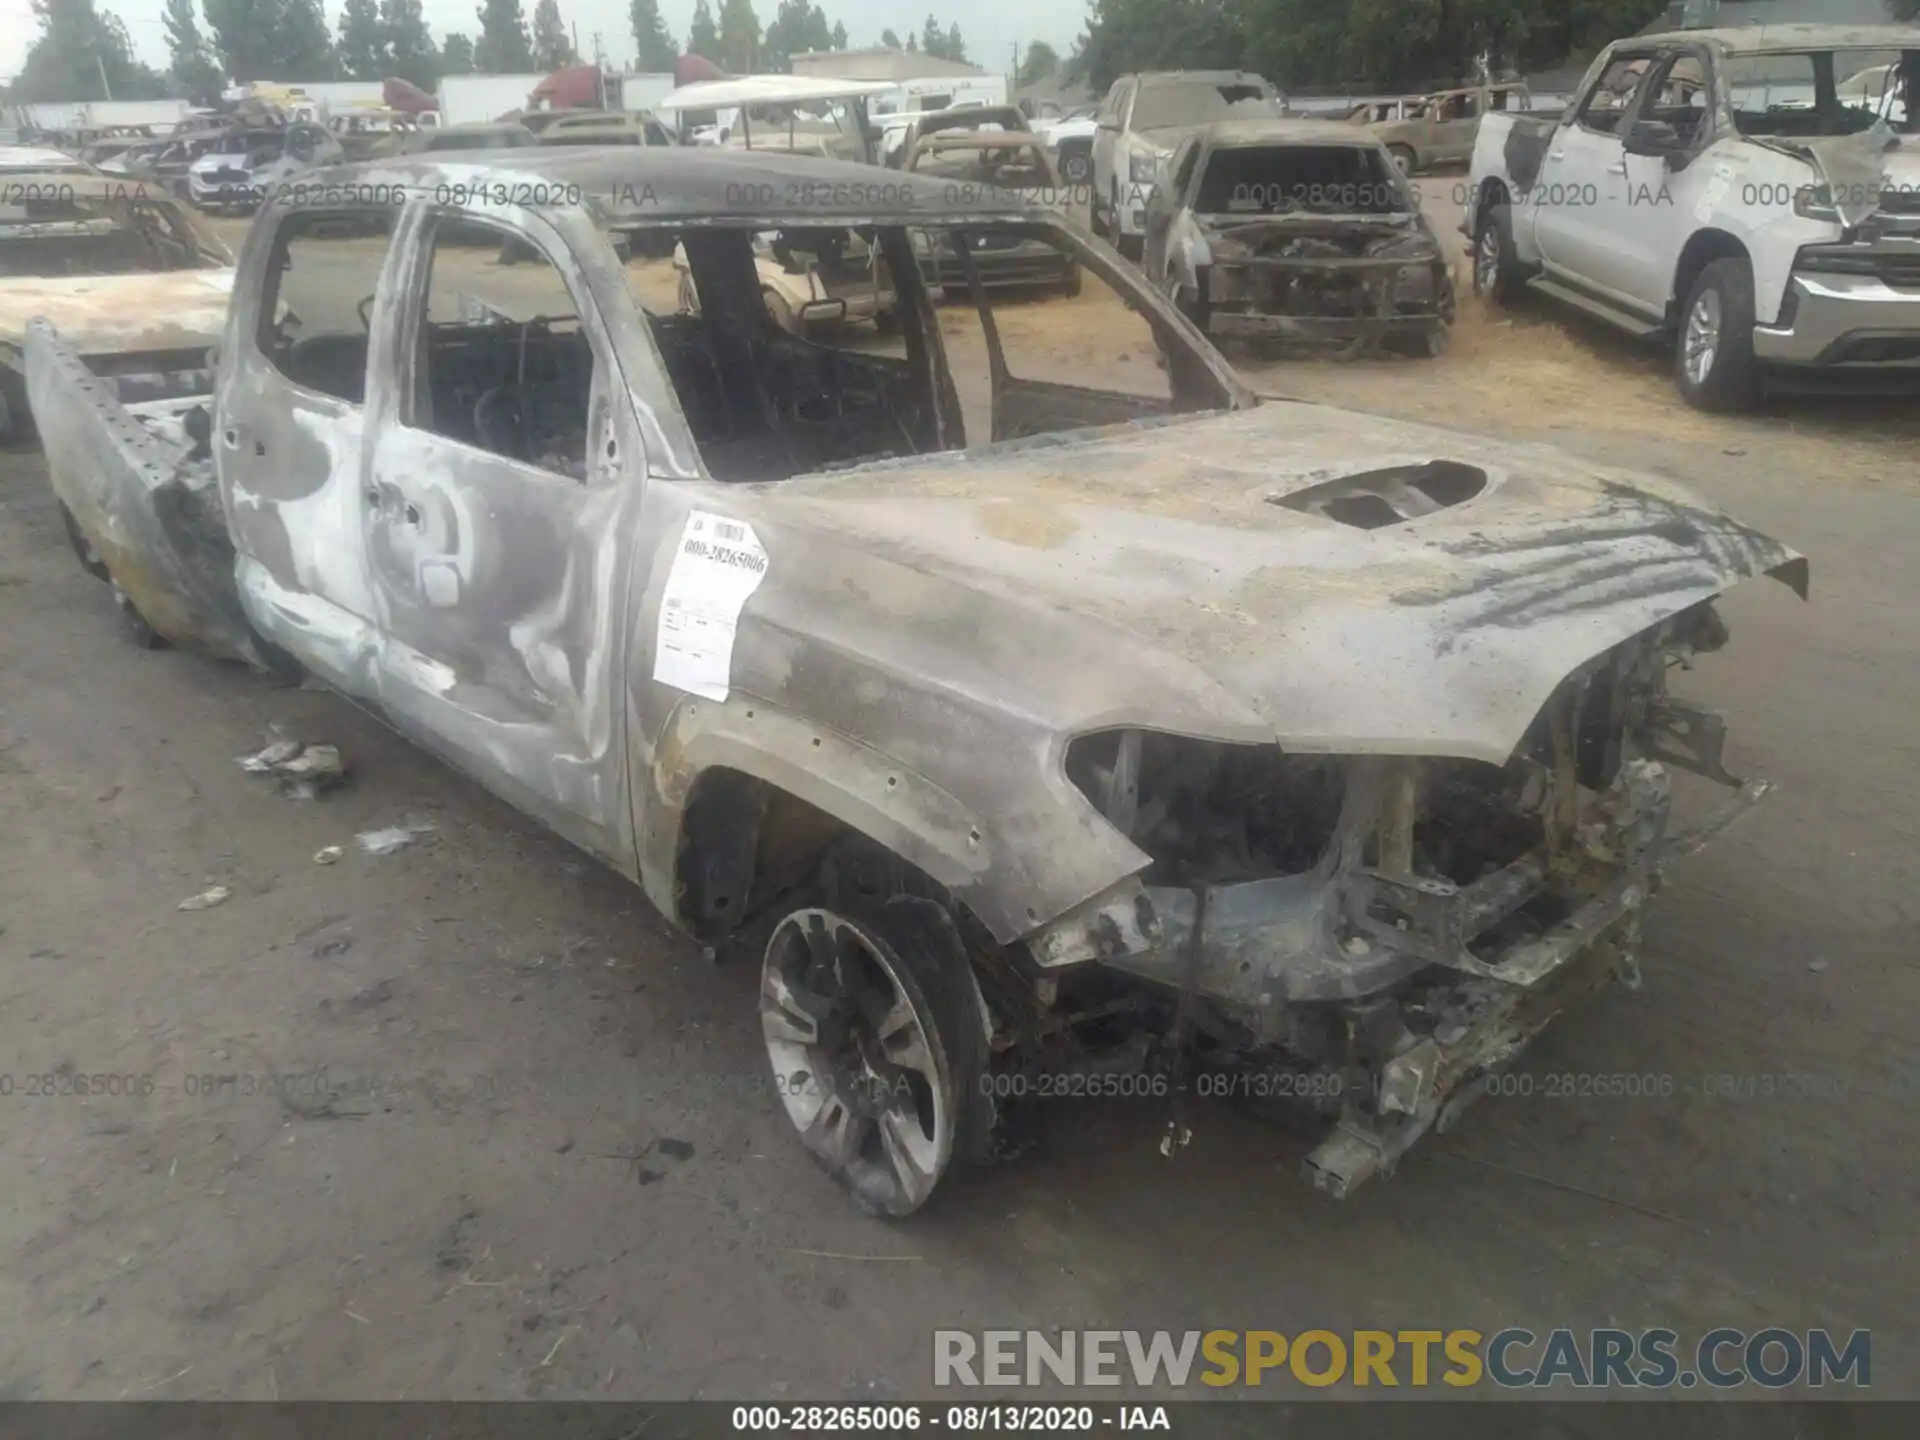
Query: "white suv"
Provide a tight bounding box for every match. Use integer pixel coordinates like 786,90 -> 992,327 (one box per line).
1090,71 -> 1283,260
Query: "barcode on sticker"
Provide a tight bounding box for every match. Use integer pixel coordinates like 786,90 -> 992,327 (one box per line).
713,520 -> 745,543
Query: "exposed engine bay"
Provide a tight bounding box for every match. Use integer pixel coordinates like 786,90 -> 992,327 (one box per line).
985,602 -> 1767,1196
1163,138 -> 1455,356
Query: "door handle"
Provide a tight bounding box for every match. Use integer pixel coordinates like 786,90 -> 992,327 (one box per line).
1548,149 -> 1565,159
1607,163 -> 1626,175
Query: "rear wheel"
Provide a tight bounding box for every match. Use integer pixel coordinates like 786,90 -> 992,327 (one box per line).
760,896 -> 987,1217
1388,144 -> 1417,176
60,503 -> 110,582
1675,257 -> 1760,413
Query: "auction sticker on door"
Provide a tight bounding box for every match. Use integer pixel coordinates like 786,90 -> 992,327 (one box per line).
654,511 -> 770,702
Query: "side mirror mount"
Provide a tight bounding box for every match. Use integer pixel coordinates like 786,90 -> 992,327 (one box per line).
1095,115 -> 1119,131
1623,118 -> 1685,162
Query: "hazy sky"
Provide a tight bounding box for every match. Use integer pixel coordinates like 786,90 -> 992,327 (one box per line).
3,1 -> 1089,85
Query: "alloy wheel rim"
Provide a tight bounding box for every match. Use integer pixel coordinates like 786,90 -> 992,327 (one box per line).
1476,226 -> 1500,291
1685,288 -> 1722,385
760,908 -> 948,1214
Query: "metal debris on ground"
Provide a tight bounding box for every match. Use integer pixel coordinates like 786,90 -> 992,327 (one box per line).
356,822 -> 437,857
236,728 -> 347,800
177,885 -> 232,911
313,846 -> 343,865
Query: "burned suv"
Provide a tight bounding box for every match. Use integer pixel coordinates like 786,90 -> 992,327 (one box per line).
28,146 -> 1803,1215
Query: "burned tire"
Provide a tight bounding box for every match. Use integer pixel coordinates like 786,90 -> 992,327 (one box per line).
759,895 -> 988,1217
112,584 -> 166,650
1472,201 -> 1527,306
60,503 -> 111,582
1675,257 -> 1760,414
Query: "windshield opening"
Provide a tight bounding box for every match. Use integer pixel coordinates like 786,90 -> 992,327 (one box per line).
1197,144 -> 1409,215
609,219 -> 1230,482
1726,48 -> 1917,136
1134,82 -> 1280,131
0,190 -> 232,277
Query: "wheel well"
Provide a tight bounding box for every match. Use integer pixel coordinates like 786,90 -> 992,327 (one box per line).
1476,177 -> 1511,219
1670,230 -> 1749,325
673,768 -> 962,946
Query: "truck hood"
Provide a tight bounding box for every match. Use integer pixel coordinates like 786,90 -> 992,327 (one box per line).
0,269 -> 234,359
1753,123 -> 1917,228
758,404 -> 1805,764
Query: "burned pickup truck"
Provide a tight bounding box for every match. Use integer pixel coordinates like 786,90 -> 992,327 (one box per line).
1143,120 -> 1455,356
29,148 -> 1803,1215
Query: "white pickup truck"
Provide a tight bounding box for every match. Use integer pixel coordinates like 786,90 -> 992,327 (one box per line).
1465,23 -> 1919,410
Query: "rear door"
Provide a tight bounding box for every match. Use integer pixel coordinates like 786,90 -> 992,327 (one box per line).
217,201 -> 402,687
358,204 -> 645,864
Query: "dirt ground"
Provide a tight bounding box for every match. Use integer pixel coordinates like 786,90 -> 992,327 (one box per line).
1,200 -> 1917,1403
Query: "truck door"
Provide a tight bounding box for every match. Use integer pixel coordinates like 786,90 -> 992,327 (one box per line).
358,205 -> 645,866
1530,50 -> 1663,314
217,203 -> 402,688
1617,49 -> 1713,308
1143,137 -> 1198,289
1092,79 -> 1131,224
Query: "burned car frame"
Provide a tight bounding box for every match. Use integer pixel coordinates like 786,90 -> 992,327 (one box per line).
1143,119 -> 1456,357
27,147 -> 1804,1216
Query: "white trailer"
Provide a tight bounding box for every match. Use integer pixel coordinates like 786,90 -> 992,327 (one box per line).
616,72 -> 677,115
439,74 -> 547,125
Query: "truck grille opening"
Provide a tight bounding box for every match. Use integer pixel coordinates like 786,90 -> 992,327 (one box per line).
1066,731 -> 1347,885
1270,460 -> 1488,529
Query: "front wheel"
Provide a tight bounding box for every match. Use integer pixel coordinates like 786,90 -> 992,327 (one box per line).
1388,144 -> 1417,177
1675,257 -> 1760,413
760,897 -> 987,1217
1472,201 -> 1526,306
1059,147 -> 1091,185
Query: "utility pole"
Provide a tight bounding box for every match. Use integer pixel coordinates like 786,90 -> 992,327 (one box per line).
97,49 -> 114,101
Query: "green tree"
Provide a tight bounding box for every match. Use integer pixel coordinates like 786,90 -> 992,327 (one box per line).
830,21 -> 847,49
920,14 -> 944,59
336,0 -> 387,78
689,0 -> 719,59
383,0 -> 439,87
16,0 -> 167,102
717,0 -> 760,71
440,31 -> 476,73
1017,39 -> 1059,86
630,0 -> 678,69
763,0 -> 831,72
205,0 -> 336,81
880,27 -> 900,48
279,0 -> 337,77
531,0 -> 575,68
945,23 -> 965,63
474,0 -> 534,71
905,32 -> 917,51
164,0 -> 226,102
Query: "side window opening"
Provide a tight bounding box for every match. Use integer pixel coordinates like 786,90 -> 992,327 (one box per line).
1647,54 -> 1710,146
1579,56 -> 1654,136
411,216 -> 596,480
630,223 -> 946,482
257,208 -> 397,404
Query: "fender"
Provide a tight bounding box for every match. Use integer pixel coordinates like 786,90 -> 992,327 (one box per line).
639,695 -> 1037,939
